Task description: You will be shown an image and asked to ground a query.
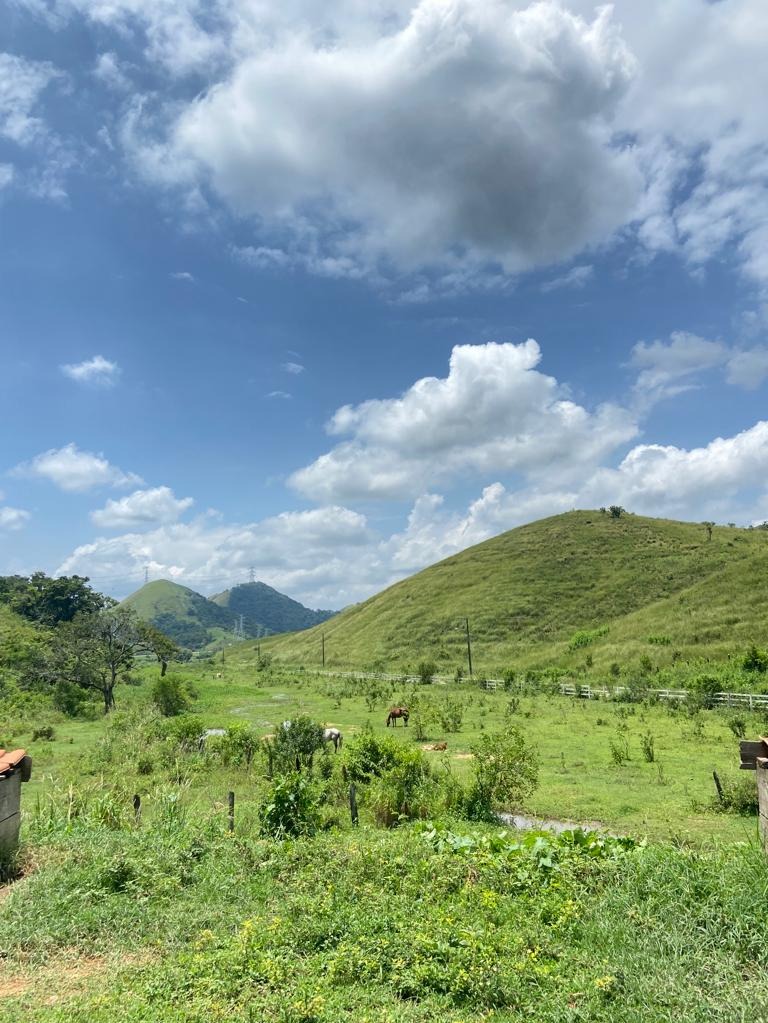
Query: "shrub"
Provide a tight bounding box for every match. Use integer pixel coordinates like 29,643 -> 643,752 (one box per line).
271,716 -> 325,772
728,717 -> 747,739
743,644 -> 768,673
640,731 -> 655,763
609,735 -> 630,766
711,774 -> 759,815
416,660 -> 437,684
687,674 -> 721,710
342,730 -> 402,783
152,674 -> 192,717
568,626 -> 608,651
438,696 -> 464,732
465,728 -> 538,820
32,724 -> 56,741
259,773 -> 320,838
369,746 -> 433,826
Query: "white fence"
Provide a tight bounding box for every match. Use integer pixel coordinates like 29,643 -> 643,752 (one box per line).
557,682 -> 768,708
313,669 -> 768,708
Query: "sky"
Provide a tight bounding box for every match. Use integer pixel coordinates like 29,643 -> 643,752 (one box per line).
1,0 -> 768,610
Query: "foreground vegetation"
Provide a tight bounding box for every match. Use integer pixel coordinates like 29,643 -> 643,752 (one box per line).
3,774 -> 768,1021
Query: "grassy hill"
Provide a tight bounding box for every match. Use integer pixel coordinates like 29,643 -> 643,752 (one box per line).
121,579 -> 337,651
211,581 -> 335,635
255,511 -> 768,674
120,580 -> 236,650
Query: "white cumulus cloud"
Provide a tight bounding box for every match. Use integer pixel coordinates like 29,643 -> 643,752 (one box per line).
0,506 -> 31,530
13,443 -> 143,492
60,354 -> 121,387
290,340 -> 638,502
90,486 -> 194,529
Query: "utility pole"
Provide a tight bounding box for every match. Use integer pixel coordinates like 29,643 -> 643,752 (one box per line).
143,564 -> 149,584
248,565 -> 255,584
465,617 -> 473,677
321,632 -> 325,668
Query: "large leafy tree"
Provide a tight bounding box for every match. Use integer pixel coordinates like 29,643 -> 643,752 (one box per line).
1,572 -> 111,627
43,607 -> 142,713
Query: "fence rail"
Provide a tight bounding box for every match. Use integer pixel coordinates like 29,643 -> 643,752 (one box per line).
311,668 -> 768,708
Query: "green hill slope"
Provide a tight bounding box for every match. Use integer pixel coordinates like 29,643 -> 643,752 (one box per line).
210,581 -> 335,635
254,511 -> 768,673
121,580 -> 236,650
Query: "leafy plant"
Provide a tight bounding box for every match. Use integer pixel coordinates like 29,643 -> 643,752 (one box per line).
152,673 -> 192,717
258,773 -> 320,838
465,728 -> 538,819
640,731 -> 655,763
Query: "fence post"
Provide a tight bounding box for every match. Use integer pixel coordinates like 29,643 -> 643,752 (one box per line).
228,791 -> 235,833
349,783 -> 359,826
133,794 -> 141,823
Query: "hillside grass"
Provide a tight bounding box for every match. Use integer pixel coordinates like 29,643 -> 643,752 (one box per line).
258,512 -> 768,673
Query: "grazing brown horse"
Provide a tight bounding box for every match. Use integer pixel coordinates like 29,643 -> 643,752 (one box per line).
386,706 -> 409,727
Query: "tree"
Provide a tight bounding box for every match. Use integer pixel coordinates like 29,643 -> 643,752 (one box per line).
271,716 -> 325,772
138,621 -> 180,676
468,728 -> 539,817
702,521 -> 715,541
3,572 -> 111,626
43,607 -> 142,713
608,505 -> 625,519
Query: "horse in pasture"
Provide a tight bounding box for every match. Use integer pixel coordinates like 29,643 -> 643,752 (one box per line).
386,706 -> 409,727
323,727 -> 343,752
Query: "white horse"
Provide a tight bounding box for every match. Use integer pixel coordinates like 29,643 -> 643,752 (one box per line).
323,727 -> 343,752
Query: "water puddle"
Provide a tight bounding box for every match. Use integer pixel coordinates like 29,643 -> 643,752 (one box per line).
498,812 -> 606,834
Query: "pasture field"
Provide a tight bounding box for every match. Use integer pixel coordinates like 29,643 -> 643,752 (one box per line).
10,659 -> 763,843
3,662 -> 768,1021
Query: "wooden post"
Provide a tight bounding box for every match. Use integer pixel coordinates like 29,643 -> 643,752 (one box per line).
228,791 -> 235,832
133,793 -> 142,822
349,783 -> 359,826
712,771 -> 724,803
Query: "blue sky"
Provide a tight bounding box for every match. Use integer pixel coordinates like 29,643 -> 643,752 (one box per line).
1,0 -> 768,608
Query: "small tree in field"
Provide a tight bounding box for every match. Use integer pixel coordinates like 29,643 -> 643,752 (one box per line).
608,505 -> 625,519
465,728 -> 538,819
44,607 -> 142,713
702,521 -> 715,541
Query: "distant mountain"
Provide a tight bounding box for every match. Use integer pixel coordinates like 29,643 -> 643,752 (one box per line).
120,578 -> 336,651
210,581 -> 336,635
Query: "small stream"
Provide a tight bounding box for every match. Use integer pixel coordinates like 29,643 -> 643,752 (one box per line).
498,812 -> 606,834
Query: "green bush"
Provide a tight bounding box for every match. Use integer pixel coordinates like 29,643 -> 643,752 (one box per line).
152,674 -> 192,717
743,644 -> 768,673
416,660 -> 438,684
568,626 -> 608,651
341,729 -> 402,783
259,773 -> 320,838
465,728 -> 539,820
370,745 -> 433,826
271,715 -> 325,772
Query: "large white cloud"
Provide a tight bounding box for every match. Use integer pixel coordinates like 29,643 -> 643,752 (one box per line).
145,1 -> 641,277
13,443 -> 143,492
90,486 -> 194,528
58,505 -> 377,607
290,340 -> 638,501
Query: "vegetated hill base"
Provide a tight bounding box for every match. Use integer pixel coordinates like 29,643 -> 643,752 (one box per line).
259,511 -> 768,674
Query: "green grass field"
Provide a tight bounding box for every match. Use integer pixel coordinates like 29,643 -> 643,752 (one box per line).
4,661 -> 768,1021
9,660 -> 762,844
